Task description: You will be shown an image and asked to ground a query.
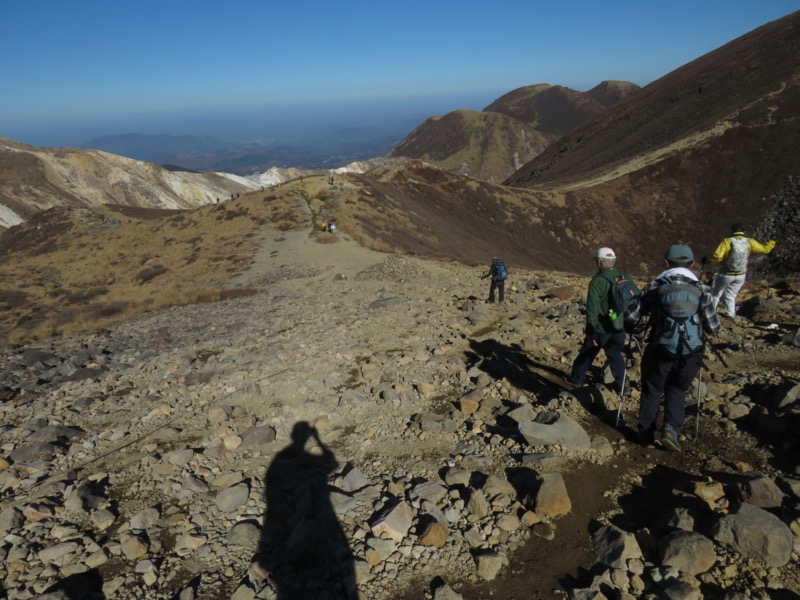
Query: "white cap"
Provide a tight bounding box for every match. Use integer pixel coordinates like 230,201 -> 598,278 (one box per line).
595,247 -> 616,259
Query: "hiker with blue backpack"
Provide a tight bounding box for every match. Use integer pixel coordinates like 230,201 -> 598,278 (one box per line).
480,256 -> 507,303
624,244 -> 721,451
566,247 -> 638,394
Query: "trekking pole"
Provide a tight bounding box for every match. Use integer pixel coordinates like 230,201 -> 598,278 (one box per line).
615,332 -> 645,427
615,334 -> 636,427
631,334 -> 644,356
615,363 -> 627,427
695,365 -> 703,439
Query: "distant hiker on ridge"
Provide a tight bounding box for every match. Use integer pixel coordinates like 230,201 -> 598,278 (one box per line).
565,247 -> 636,394
480,256 -> 507,303
624,244 -> 721,452
706,222 -> 776,320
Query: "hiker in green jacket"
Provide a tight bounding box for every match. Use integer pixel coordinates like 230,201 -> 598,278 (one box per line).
565,247 -> 629,392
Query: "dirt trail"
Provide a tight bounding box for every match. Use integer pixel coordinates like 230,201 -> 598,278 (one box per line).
241,227 -> 386,286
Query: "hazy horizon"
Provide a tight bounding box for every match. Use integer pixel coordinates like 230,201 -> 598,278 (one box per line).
3,1 -> 796,152
3,90 -> 504,149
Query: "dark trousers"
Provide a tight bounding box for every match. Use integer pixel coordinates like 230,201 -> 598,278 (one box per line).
637,345 -> 702,436
569,331 -> 626,388
489,279 -> 505,303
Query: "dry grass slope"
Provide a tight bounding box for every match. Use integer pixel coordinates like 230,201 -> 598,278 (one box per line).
0,183 -> 311,344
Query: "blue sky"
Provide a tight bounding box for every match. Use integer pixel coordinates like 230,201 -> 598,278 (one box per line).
1,0 -> 797,146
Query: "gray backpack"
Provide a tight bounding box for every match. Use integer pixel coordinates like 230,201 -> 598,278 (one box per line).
726,236 -> 750,272
653,279 -> 704,357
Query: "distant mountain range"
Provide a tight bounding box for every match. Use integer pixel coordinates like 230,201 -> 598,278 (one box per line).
79,124 -> 412,175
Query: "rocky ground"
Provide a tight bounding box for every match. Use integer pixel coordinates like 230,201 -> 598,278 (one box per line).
1,227 -> 800,600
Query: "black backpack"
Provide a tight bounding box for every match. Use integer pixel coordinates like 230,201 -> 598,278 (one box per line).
599,272 -> 639,331
653,278 -> 704,357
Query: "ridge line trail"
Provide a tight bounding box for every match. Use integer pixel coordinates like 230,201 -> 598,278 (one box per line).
552,80 -> 793,193
554,121 -> 735,192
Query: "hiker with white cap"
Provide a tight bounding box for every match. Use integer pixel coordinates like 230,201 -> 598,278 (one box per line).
624,244 -> 721,451
565,247 -> 635,394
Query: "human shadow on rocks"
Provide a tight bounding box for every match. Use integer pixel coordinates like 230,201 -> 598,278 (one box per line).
722,379 -> 800,474
42,569 -> 106,599
254,421 -> 357,600
611,465 -> 716,548
465,338 -> 565,400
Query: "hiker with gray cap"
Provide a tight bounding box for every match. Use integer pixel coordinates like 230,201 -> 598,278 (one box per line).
624,244 -> 721,451
565,247 -> 635,394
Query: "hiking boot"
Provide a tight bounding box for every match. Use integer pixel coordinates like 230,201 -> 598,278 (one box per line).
636,428 -> 656,448
661,426 -> 682,452
562,376 -> 582,389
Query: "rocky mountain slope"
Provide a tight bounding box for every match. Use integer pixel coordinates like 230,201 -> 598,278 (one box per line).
1,210 -> 799,600
506,10 -> 800,258
388,81 -> 639,182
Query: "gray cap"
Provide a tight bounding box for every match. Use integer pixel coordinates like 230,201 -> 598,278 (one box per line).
665,244 -> 694,264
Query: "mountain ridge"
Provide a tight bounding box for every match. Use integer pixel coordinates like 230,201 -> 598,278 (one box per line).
389,80 -> 640,181
503,10 -> 800,265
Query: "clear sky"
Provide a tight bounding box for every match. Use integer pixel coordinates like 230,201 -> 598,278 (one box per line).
1,0 -> 797,146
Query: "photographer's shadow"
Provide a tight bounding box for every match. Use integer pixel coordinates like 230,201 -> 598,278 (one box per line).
254,421 -> 357,599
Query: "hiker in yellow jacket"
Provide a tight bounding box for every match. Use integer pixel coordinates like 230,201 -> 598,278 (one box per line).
707,222 -> 776,319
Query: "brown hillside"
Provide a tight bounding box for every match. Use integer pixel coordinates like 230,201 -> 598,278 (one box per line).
505,11 -> 800,256
331,161 -> 584,271
483,81 -> 640,135
387,110 -> 551,182
388,81 -> 639,183
0,164 -> 597,344
583,80 -> 641,107
481,84 -> 553,123
485,84 -> 604,135
2,158 -> 798,347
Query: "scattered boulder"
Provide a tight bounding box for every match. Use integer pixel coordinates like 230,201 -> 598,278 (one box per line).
370,501 -> 413,542
518,411 -> 591,451
712,503 -> 793,567
534,472 -> 571,518
659,530 -> 717,575
593,525 -> 643,569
